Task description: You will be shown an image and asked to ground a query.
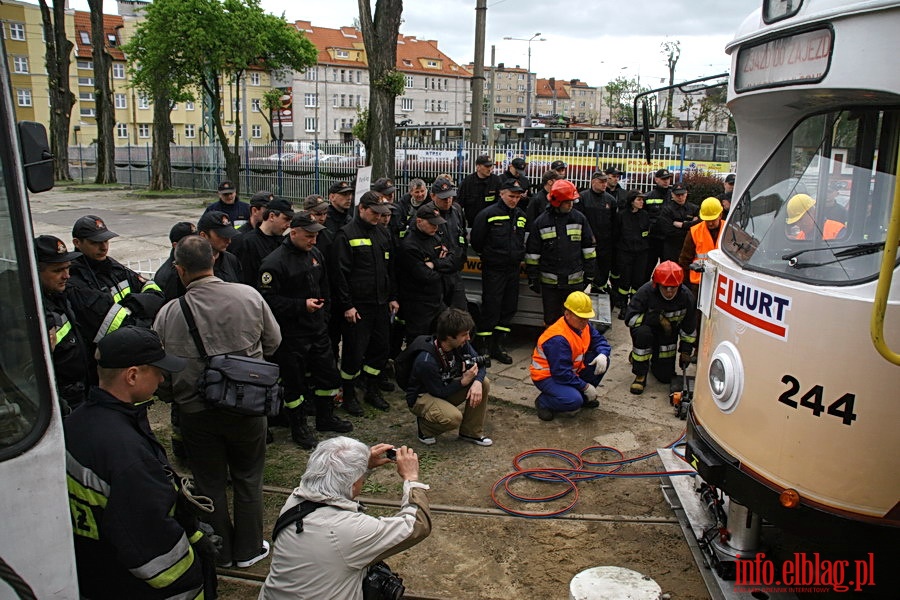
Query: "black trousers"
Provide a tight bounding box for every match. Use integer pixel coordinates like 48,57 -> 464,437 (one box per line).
340,303 -> 390,379
541,285 -> 581,326
276,334 -> 341,411
442,271 -> 468,310
629,323 -> 677,383
402,298 -> 444,342
616,249 -> 648,298
644,237 -> 664,282
477,265 -> 519,333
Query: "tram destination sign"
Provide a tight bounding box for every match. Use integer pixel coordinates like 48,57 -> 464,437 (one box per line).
736,27 -> 833,92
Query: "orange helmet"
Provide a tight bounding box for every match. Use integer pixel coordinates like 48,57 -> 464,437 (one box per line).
652,261 -> 683,287
548,179 -> 578,207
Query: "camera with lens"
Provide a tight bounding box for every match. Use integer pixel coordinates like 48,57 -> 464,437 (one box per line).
362,561 -> 405,600
462,353 -> 491,370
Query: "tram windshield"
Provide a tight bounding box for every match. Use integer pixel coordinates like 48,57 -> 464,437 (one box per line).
722,107 -> 899,285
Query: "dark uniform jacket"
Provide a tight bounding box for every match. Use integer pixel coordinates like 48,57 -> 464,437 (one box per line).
657,200 -> 700,258
577,188 -> 617,250
526,188 -> 551,224
330,215 -> 396,311
406,336 -> 486,406
213,250 -> 243,284
154,252 -> 184,302
65,388 -> 204,599
624,281 -> 697,354
43,289 -> 90,413
470,200 -> 527,269
458,171 -> 502,227
421,200 -> 468,274
607,183 -> 630,211
644,184 -> 671,238
502,168 -> 530,195
204,199 -> 251,227
616,208 -> 651,253
325,205 -> 352,238
231,227 -> 283,286
392,193 -> 423,242
525,207 -> 597,288
398,226 -> 455,306
258,238 -> 331,339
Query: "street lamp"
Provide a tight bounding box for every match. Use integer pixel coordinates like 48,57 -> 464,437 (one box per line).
503,33 -> 545,127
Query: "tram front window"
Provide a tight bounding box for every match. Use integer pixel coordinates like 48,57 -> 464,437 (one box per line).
722,108 -> 898,285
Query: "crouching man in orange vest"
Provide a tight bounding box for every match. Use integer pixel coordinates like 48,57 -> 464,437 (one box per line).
530,291 -> 611,421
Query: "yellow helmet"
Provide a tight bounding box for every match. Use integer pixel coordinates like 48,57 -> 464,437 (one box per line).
785,193 -> 816,224
563,291 -> 595,319
699,197 -> 723,221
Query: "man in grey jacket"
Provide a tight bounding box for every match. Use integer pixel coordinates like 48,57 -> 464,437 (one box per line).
153,235 -> 282,569
260,437 -> 431,600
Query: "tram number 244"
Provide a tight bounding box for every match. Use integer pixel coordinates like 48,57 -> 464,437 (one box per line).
778,375 -> 858,426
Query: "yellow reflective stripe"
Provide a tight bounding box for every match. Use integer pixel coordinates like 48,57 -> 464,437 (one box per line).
494,326 -> 511,333
340,370 -> 360,380
568,271 -> 585,284
112,286 -> 132,304
646,198 -> 663,205
349,238 -> 372,247
582,247 -> 596,259
314,388 -> 340,397
284,395 -> 304,409
516,217 -> 527,228
524,254 -> 540,265
487,215 -> 510,223
189,530 -> 204,544
539,227 -> 556,239
565,224 -> 582,233
641,231 -> 649,237
399,230 -> 408,238
385,251 -> 390,260
142,281 -> 163,293
540,272 -> 558,284
57,319 -> 73,343
631,351 -> 652,362
143,543 -> 195,589
362,365 -> 381,376
67,475 -> 108,508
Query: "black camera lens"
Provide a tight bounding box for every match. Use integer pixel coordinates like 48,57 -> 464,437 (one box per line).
385,448 -> 397,460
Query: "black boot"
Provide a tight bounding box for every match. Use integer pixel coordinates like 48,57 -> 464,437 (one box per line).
364,376 -> 390,411
472,334 -> 490,355
287,407 -> 318,449
490,331 -> 513,365
376,371 -> 396,392
315,396 -> 353,433
341,379 -> 364,416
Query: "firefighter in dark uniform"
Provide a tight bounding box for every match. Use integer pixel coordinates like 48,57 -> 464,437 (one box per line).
329,192 -> 398,415
204,179 -> 251,229
230,198 -> 294,286
643,168 -> 673,281
624,261 -> 696,395
196,211 -> 243,283
614,190 -> 651,318
259,212 -> 353,449
458,154 -> 502,227
35,235 -> 90,415
392,178 -> 428,243
657,183 -> 700,262
397,206 -> 452,342
303,195 -> 333,256
65,326 -> 215,600
576,171 -> 617,293
235,190 -> 274,235
605,166 -> 630,210
421,177 -> 468,310
502,157 -> 530,208
154,222 -> 197,302
525,170 -> 560,224
470,178 -> 528,364
526,179 -> 597,326
325,180 -> 355,237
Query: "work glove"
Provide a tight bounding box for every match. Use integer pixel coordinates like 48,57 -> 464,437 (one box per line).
679,351 -> 693,370
528,279 -> 541,294
582,383 -> 599,402
589,354 -> 608,376
658,315 -> 673,336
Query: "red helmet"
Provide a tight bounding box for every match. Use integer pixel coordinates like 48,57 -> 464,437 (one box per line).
548,179 -> 578,207
652,261 -> 683,287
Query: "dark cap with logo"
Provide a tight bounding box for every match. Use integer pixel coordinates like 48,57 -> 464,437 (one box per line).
551,160 -> 568,171
475,154 -> 494,167
250,190 -> 275,207
654,168 -> 673,179
328,181 -> 354,195
591,171 -> 608,181
672,184 -> 688,194
416,205 -> 447,225
303,195 -> 329,213
35,235 -> 81,263
430,177 -> 457,199
267,198 -> 294,215
500,179 -> 526,193
97,326 -> 187,372
371,178 -> 397,196
217,180 -> 236,193
197,211 -> 238,238
290,211 -> 326,232
725,173 -> 736,184
511,157 -> 527,170
604,166 -> 624,176
168,221 -> 197,244
359,191 -> 392,214
72,215 -> 119,242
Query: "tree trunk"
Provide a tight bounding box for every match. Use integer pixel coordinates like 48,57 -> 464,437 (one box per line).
39,0 -> 75,181
88,0 -> 116,184
358,0 -> 403,180
150,90 -> 172,190
204,75 -> 240,190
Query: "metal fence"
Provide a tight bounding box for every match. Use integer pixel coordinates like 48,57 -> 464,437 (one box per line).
67,140 -> 709,201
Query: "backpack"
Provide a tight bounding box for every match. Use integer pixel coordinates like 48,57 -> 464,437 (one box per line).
394,335 -> 436,390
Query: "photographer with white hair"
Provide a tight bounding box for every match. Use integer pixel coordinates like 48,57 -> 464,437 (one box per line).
260,437 -> 431,600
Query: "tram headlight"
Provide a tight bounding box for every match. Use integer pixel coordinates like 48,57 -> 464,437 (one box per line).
707,341 -> 743,413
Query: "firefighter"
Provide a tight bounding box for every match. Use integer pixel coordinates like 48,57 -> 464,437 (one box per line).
458,154 -> 502,227
614,190 -> 651,319
678,197 -> 724,299
576,171 -> 617,293
657,183 -> 700,262
525,179 -> 597,325
643,168 -> 673,281
230,198 -> 294,286
470,179 -> 528,364
625,261 -> 696,395
420,177 -> 469,310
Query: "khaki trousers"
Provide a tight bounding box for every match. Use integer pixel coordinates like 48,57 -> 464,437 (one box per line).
411,377 -> 491,438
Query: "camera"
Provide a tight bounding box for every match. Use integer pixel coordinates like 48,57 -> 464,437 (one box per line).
385,448 -> 397,460
362,561 -> 405,600
462,353 -> 491,370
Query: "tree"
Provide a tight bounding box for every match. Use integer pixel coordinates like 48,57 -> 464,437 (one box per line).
604,76 -> 645,126
260,88 -> 287,141
357,0 -> 404,179
88,0 -> 116,184
695,85 -> 733,132
661,40 -> 681,128
124,0 -> 316,191
679,94 -> 696,128
38,0 -> 75,181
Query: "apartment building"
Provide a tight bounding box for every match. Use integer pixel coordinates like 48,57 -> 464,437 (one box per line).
289,21 -> 472,143
478,63 -> 535,120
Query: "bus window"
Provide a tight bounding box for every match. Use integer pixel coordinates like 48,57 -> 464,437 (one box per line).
722,108 -> 899,285
685,133 -> 715,162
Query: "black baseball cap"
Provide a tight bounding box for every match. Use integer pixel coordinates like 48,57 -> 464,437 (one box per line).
97,326 -> 187,372
328,181 -> 354,195
290,211 -> 326,232
511,157 -> 527,170
371,178 -> 397,196
430,177 -> 457,199
72,215 -> 119,242
500,179 -> 526,193
672,184 -> 688,194
416,205 -> 447,225
250,190 -> 274,207
654,168 -> 673,179
197,211 -> 238,238
168,221 -> 197,244
35,235 -> 81,263
267,198 -> 294,215
725,173 -> 736,184
605,167 -> 624,176
591,171 -> 608,181
475,154 -> 494,167
359,191 -> 392,214
217,180 -> 236,192
303,195 -> 329,213
551,160 -> 567,171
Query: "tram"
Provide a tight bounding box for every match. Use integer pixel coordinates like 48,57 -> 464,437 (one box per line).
686,0 -> 900,559
0,35 -> 76,600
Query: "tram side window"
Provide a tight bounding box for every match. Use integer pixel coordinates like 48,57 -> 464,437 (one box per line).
722,108 -> 898,285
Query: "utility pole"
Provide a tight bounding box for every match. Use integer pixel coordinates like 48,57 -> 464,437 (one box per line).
487,45 -> 496,142
504,33 -> 545,127
470,0 -> 487,143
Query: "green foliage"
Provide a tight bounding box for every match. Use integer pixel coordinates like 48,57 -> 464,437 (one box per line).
352,107 -> 369,144
604,76 -> 648,126
373,69 -> 405,97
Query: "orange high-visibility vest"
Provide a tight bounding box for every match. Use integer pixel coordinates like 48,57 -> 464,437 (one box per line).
530,317 -> 590,382
688,222 -> 719,285
795,219 -> 845,241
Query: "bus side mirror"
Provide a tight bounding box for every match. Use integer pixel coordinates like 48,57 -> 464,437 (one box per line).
17,121 -> 54,193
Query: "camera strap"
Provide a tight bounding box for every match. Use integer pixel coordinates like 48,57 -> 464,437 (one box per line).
272,500 -> 328,542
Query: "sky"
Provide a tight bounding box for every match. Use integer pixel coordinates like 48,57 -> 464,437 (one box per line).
59,0 -> 761,87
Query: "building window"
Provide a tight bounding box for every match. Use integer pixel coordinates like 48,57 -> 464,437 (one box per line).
16,89 -> 32,107
340,118 -> 347,129
405,75 -> 414,88
114,93 -> 127,109
185,124 -> 196,138
333,119 -> 338,132
13,56 -> 28,74
9,23 -> 25,41
336,49 -> 349,58
79,91 -> 95,101
356,70 -> 361,83
304,68 -> 317,81
250,72 -> 261,86
138,124 -> 150,138
107,33 -> 118,47
340,94 -> 346,107
77,60 -> 93,70
304,117 -> 317,132
251,98 -> 260,112
186,101 -> 195,111
138,94 -> 150,109
112,63 -> 125,79
517,96 -> 524,104
79,31 -> 91,45
426,60 -> 438,68
401,97 -> 413,112
251,124 -> 261,138
305,93 -> 317,108
78,77 -> 94,87
116,123 -> 128,138
356,95 -> 362,107
331,69 -> 338,81
80,107 -> 95,118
